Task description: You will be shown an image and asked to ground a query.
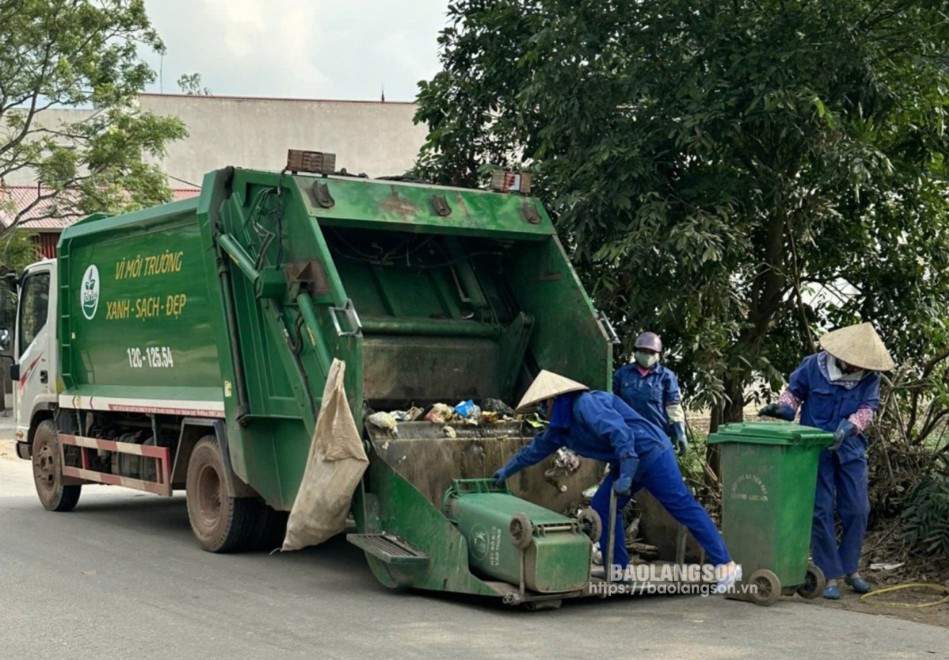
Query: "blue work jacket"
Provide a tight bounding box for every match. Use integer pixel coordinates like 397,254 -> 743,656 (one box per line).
788,352 -> 880,462
511,390 -> 672,477
612,363 -> 682,437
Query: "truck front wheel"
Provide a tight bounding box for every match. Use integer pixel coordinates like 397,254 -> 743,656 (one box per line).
186,436 -> 256,553
32,419 -> 81,512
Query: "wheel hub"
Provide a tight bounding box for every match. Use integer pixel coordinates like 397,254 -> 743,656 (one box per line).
196,464 -> 222,527
34,442 -> 56,492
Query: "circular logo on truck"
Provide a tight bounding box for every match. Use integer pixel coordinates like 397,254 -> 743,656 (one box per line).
80,264 -> 100,320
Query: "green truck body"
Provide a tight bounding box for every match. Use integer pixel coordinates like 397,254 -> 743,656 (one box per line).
15,162 -> 622,605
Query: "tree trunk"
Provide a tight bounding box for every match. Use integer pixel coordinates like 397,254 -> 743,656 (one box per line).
706,376 -> 747,479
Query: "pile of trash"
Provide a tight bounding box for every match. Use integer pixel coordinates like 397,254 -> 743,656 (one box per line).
366,398 -> 524,436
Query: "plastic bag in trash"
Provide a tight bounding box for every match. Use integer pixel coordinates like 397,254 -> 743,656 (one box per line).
454,400 -> 475,416
481,398 -> 515,417
367,411 -> 398,434
524,413 -> 547,429
424,403 -> 455,424
390,406 -> 425,422
454,400 -> 482,425
554,448 -> 581,473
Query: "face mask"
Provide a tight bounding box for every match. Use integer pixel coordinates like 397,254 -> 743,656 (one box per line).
634,352 -> 659,368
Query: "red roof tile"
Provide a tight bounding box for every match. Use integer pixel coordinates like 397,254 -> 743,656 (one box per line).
173,188 -> 200,201
1,185 -> 200,232
0,186 -> 77,231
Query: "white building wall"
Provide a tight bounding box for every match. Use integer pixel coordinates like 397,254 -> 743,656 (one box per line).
4,95 -> 429,187
139,94 -> 428,185
2,108 -> 95,186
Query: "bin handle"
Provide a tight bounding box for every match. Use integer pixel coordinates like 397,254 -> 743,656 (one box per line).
330,299 -> 362,337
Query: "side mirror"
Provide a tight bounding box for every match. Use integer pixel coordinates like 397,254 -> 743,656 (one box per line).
2,271 -> 17,292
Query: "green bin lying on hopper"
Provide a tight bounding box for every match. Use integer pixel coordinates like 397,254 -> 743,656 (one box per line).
442,479 -> 597,595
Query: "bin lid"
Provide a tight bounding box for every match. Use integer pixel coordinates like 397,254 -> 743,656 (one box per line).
707,421 -> 834,447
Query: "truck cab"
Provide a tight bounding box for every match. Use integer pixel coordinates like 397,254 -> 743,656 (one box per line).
6,259 -> 58,460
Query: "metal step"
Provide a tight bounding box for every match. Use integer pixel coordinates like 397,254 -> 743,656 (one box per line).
347,533 -> 429,567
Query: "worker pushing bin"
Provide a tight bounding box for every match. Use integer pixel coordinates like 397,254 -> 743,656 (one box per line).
708,421 -> 834,606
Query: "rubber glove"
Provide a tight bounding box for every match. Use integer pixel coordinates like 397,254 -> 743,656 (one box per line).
831,419 -> 857,451
492,465 -> 512,487
493,455 -> 526,486
672,422 -> 688,456
612,456 -> 639,496
758,402 -> 795,421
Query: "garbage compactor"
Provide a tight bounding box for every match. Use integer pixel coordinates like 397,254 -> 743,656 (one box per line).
20,151 -> 631,607
708,422 -> 835,606
9,152 -> 628,603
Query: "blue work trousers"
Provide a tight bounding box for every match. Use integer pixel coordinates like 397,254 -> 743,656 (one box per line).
591,449 -> 731,570
811,448 -> 869,579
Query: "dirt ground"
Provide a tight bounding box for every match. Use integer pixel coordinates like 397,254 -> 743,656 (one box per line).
805,578 -> 949,628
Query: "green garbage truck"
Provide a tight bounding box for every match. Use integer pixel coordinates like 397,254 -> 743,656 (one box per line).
4,151 -> 674,606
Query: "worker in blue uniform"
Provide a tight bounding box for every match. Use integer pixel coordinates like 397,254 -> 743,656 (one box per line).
760,323 -> 894,599
613,331 -> 688,455
494,370 -> 740,590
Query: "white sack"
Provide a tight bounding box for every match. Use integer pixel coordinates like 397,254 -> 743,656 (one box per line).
282,359 -> 368,551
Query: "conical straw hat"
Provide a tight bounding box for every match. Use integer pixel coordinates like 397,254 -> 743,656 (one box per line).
516,370 -> 589,412
819,322 -> 895,371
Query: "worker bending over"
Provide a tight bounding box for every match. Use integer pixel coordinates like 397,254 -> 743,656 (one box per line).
495,370 -> 740,590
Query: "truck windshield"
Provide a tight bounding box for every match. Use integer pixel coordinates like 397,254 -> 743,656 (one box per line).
17,272 -> 50,357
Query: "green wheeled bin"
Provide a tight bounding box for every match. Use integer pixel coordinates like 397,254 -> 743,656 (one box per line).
708,422 -> 834,606
443,479 -> 598,598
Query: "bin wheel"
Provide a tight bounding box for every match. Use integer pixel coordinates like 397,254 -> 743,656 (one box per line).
509,512 -> 534,550
749,569 -> 781,607
578,507 -> 602,542
797,563 -> 826,600
524,599 -> 562,611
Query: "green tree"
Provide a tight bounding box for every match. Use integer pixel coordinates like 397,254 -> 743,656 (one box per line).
0,229 -> 40,274
416,0 -> 949,430
177,73 -> 211,96
0,0 -> 187,231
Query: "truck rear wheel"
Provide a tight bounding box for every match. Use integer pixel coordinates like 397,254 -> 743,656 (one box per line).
186,436 -> 256,553
251,503 -> 290,551
32,419 -> 81,512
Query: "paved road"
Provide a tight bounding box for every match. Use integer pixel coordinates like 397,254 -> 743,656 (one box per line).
0,442 -> 946,659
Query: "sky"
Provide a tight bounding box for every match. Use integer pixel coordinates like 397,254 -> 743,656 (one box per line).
141,1 -> 450,102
